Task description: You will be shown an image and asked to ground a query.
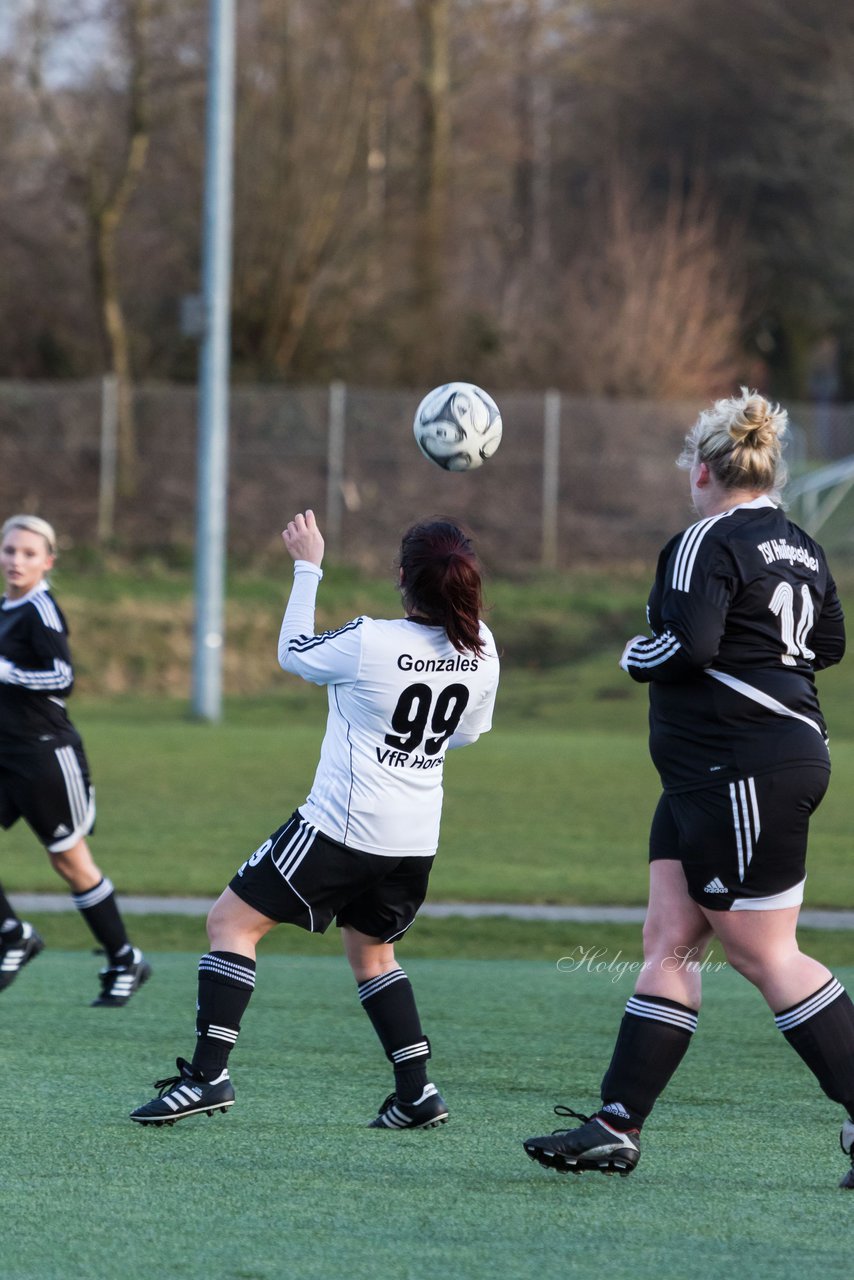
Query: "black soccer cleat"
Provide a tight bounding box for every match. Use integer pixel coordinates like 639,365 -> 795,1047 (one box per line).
92,946 -> 151,1006
130,1057 -> 235,1126
0,922 -> 45,991
839,1118 -> 854,1189
368,1083 -> 449,1129
523,1106 -> 641,1177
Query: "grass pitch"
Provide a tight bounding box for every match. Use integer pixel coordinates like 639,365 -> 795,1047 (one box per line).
5,562 -> 854,1277
6,950 -> 854,1280
4,700 -> 854,909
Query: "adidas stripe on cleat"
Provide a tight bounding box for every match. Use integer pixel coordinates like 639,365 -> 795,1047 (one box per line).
839,1118 -> 854,1189
0,922 -> 45,991
523,1106 -> 641,1177
369,1083 -> 449,1129
92,947 -> 151,1006
130,1058 -> 235,1126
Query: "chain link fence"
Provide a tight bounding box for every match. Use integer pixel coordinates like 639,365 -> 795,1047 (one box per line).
2,379 -> 854,573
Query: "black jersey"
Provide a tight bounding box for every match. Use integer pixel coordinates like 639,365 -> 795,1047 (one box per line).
622,498 -> 845,793
0,583 -> 76,748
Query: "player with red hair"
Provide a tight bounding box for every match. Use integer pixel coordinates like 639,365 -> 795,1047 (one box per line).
131,510 -> 499,1129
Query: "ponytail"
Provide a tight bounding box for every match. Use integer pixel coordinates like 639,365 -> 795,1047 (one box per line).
398,520 -> 485,657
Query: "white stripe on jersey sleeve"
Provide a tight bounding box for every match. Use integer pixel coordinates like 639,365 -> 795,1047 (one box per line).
32,592 -> 64,632
622,629 -> 682,671
4,656 -> 73,691
670,511 -> 733,592
278,563 -> 363,685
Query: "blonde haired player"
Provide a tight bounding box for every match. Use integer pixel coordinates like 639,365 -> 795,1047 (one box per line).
0,514 -> 149,1004
131,511 -> 499,1128
523,390 -> 854,1189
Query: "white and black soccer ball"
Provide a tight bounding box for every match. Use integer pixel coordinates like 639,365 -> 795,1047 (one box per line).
413,382 -> 503,472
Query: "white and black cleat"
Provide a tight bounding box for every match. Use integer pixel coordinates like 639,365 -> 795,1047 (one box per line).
92,946 -> 152,1007
523,1106 -> 641,1177
0,922 -> 45,991
369,1083 -> 449,1129
130,1058 -> 235,1126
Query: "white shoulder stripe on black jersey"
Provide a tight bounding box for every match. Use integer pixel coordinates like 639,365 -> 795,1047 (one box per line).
288,616 -> 364,654
671,510 -> 734,593
31,592 -> 64,632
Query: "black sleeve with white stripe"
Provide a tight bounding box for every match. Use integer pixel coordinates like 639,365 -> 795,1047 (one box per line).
2,595 -> 74,694
622,535 -> 733,684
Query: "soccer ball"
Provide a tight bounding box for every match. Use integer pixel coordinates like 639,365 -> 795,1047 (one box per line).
413,382 -> 503,471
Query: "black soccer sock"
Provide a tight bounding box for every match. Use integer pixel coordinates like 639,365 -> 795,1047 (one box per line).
775,978 -> 854,1115
191,951 -> 257,1077
357,967 -> 431,1103
71,878 -> 131,963
598,994 -> 699,1130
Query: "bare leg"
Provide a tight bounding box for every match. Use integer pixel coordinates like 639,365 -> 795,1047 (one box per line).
206,886 -> 279,959
48,837 -> 103,893
700,905 -> 831,1012
341,923 -> 399,981
635,860 -> 714,1006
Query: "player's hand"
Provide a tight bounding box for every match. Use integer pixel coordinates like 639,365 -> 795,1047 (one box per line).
619,635 -> 647,672
282,510 -> 325,568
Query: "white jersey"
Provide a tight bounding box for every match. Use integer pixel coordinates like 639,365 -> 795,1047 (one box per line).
278,561 -> 499,857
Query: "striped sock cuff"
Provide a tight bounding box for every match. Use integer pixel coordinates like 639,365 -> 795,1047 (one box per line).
391,1039 -> 430,1065
71,878 -> 115,910
202,1023 -> 240,1045
624,994 -> 699,1035
774,978 -> 845,1032
199,952 -> 256,990
358,967 -> 407,1004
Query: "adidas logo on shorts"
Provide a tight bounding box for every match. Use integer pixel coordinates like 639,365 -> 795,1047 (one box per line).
703,877 -> 728,894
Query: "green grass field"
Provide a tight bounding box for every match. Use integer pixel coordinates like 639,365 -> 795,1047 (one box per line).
5,695 -> 854,910
6,562 -> 854,1277
6,951 -> 854,1280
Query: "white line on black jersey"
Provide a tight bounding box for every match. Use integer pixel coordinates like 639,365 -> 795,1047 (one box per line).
32,592 -> 63,632
706,668 -> 824,736
670,511 -> 734,592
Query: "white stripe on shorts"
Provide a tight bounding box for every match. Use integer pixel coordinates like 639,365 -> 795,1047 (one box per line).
729,777 -> 760,883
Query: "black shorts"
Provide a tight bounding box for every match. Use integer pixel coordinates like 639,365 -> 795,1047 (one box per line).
649,766 -> 829,911
228,811 -> 434,942
0,737 -> 96,853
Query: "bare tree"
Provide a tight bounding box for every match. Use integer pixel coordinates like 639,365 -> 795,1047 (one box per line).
559,165 -> 746,396
412,0 -> 451,371
25,0 -> 154,494
232,0 -> 384,376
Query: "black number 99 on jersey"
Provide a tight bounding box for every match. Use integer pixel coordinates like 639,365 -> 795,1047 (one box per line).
384,683 -> 470,755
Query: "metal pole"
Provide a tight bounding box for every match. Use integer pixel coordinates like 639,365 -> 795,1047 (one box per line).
192,0 -> 236,721
97,373 -> 118,543
541,389 -> 561,569
325,380 -> 346,557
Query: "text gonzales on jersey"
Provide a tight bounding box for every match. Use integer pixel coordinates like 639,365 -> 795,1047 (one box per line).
397,653 -> 479,673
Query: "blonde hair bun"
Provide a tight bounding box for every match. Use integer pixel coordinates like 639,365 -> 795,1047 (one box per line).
678,388 -> 788,496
